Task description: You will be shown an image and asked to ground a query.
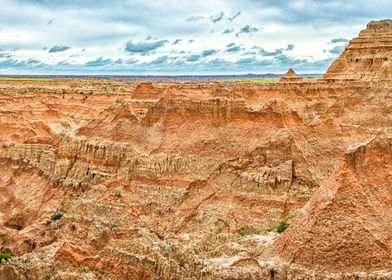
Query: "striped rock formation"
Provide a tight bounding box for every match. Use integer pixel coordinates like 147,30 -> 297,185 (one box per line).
325,19 -> 392,80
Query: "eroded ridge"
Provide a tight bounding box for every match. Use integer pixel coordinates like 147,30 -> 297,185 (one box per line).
0,19 -> 392,280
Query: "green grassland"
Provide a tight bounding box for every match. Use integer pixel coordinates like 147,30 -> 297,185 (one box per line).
0,77 -> 112,83
0,77 -> 57,82
225,77 -> 281,83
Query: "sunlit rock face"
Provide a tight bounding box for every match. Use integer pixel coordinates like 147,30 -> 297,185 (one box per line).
1,20 -> 392,280
325,19 -> 392,81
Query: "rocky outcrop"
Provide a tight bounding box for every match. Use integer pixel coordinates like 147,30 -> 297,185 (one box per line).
279,68 -> 303,83
273,133 -> 392,273
325,19 -> 392,80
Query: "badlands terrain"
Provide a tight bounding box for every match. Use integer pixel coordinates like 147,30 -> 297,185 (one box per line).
1,19 -> 392,279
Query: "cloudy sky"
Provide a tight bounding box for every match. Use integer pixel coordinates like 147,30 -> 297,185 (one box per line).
0,0 -> 391,75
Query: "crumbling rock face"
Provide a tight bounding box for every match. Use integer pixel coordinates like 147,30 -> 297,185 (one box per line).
1,19 -> 392,280
273,133 -> 392,272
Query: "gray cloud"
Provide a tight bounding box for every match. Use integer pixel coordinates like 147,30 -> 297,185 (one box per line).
172,39 -> 182,45
0,52 -> 12,59
227,46 -> 243,52
0,58 -> 43,69
241,51 -> 256,55
236,25 -> 259,36
186,12 -> 224,24
329,44 -> 347,54
115,58 -> 138,65
186,54 -> 201,62
170,49 -> 186,54
236,57 -> 258,65
226,43 -> 243,52
258,48 -> 279,56
201,49 -> 219,57
210,12 -> 224,23
228,11 -> 241,22
274,54 -> 307,65
258,44 -> 294,56
330,38 -> 349,44
124,39 -> 168,54
146,36 -> 156,40
49,45 -> 71,53
222,28 -> 234,34
186,15 -> 204,22
150,55 -> 170,65
85,57 -> 113,67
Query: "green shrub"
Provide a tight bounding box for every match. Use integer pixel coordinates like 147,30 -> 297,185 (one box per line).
51,211 -> 64,221
0,253 -> 12,263
110,223 -> 119,229
239,230 -> 249,237
115,190 -> 123,198
266,227 -> 274,232
70,224 -> 77,231
276,221 -> 289,233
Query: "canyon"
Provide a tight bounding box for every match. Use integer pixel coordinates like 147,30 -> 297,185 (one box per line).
1,20 -> 392,279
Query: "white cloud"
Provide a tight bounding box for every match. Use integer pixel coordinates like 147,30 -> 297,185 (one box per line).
0,0 -> 391,74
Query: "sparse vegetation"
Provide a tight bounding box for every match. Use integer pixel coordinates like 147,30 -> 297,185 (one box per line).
70,224 -> 77,231
115,190 -> 123,198
1,237 -> 9,246
51,211 -> 64,221
239,223 -> 288,236
276,221 -> 290,233
110,223 -> 119,229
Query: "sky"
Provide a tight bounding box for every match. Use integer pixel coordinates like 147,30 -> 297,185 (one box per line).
0,0 -> 391,75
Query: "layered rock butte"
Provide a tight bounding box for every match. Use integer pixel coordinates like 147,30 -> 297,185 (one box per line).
1,20 -> 392,280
